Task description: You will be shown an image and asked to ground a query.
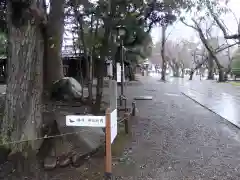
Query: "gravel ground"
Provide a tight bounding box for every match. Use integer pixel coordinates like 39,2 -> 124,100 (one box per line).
2,76 -> 240,179
112,76 -> 240,179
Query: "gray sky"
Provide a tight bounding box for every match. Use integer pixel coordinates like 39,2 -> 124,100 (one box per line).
62,0 -> 240,51
151,0 -> 240,44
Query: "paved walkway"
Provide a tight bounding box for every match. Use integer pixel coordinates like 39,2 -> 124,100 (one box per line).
180,79 -> 240,128
112,76 -> 240,179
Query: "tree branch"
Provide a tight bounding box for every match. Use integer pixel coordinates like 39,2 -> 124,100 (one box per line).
206,3 -> 240,40
180,19 -> 197,30
190,18 -> 223,69
215,42 -> 238,53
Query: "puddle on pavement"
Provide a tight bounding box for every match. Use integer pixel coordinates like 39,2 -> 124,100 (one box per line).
186,90 -> 240,129
164,93 -> 181,97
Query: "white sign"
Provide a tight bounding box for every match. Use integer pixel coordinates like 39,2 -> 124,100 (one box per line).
107,61 -> 113,77
117,63 -> 125,83
66,115 -> 106,127
110,109 -> 117,143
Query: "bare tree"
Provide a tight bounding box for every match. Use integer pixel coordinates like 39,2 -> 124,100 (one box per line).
181,16 -> 237,82
164,40 -> 192,78
206,2 -> 240,42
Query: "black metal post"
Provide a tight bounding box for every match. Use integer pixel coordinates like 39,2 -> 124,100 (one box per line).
132,101 -> 136,116
120,40 -> 124,106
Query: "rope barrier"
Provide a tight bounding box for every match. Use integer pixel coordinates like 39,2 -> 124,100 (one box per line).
0,114 -> 131,147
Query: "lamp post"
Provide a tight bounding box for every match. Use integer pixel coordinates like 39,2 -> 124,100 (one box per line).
115,26 -> 127,106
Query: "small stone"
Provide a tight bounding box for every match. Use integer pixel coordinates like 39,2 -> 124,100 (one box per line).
119,157 -> 125,162
71,154 -> 85,167
44,156 -> 57,170
59,155 -> 71,167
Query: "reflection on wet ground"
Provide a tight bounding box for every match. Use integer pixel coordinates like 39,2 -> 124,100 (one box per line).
182,87 -> 240,128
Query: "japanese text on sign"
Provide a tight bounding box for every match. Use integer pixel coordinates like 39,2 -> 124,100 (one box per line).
66,115 -> 106,127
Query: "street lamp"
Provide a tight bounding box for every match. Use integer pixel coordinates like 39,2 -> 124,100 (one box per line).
114,26 -> 127,106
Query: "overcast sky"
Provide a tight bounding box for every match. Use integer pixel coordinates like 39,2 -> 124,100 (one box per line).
62,0 -> 240,51
151,0 -> 240,44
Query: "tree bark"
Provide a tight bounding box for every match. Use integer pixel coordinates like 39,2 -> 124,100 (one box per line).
87,14 -> 95,103
173,65 -> 180,77
218,68 -> 225,82
94,27 -> 110,113
44,0 -> 65,90
161,25 -> 167,81
189,70 -> 194,80
181,68 -> 185,78
1,2 -> 44,152
129,65 -> 135,81
1,0 -> 65,154
207,55 -> 214,80
94,0 -> 115,113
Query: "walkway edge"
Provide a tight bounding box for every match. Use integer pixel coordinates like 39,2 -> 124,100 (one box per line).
181,91 -> 240,129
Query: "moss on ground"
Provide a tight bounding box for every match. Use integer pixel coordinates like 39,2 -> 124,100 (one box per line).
229,81 -> 240,86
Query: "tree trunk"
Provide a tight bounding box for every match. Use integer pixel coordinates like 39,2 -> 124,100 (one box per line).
1,3 -> 44,152
94,29 -> 110,113
1,0 -> 65,154
94,60 -> 104,113
207,55 -> 214,80
189,70 -> 194,80
173,65 -> 180,77
129,65 -> 135,81
181,68 -> 185,78
161,62 -> 166,81
88,55 -> 93,102
218,68 -> 225,82
224,72 -> 228,81
44,0 -> 65,90
161,25 -> 167,81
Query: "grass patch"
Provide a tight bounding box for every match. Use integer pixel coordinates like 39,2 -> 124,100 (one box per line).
229,81 -> 240,86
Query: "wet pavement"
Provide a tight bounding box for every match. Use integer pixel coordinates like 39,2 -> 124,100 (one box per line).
180,79 -> 240,129
112,75 -> 240,179
2,75 -> 240,179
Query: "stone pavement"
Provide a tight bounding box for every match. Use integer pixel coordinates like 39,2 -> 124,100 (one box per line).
112,76 -> 240,179
180,79 -> 240,129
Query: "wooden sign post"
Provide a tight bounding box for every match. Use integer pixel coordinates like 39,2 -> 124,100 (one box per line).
66,80 -> 118,180
104,80 -> 117,180
105,108 -> 112,179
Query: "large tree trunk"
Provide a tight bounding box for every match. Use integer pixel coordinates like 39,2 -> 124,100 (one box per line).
0,3 -> 44,152
44,0 -> 65,90
1,0 -> 65,154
